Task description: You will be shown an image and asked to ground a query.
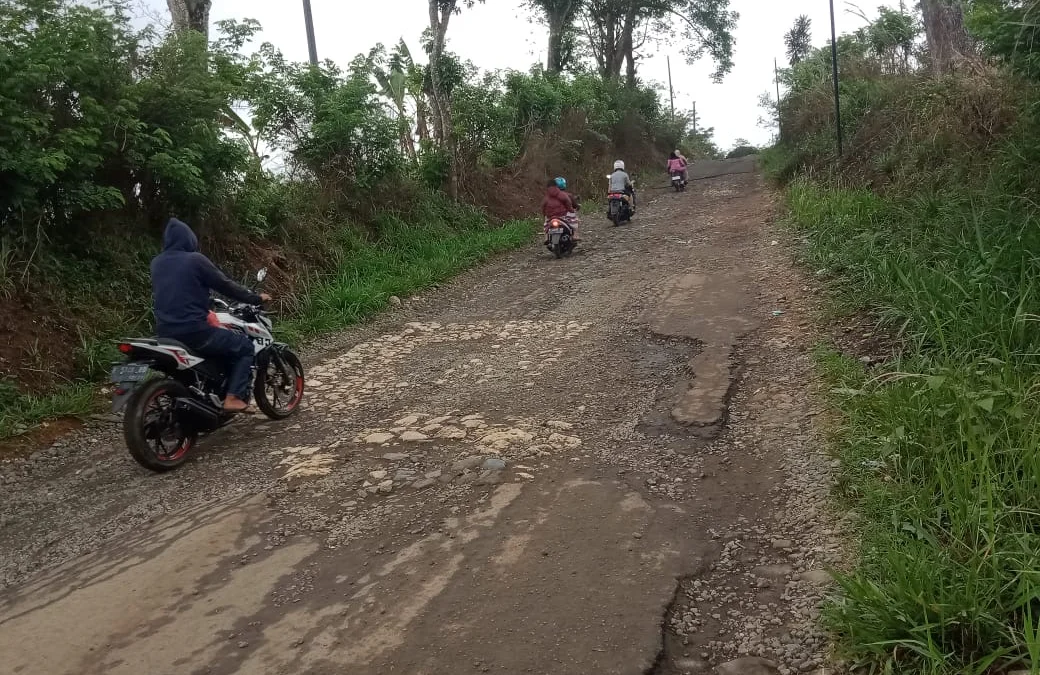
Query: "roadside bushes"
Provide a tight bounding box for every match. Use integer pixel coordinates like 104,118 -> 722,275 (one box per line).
0,0 -> 692,437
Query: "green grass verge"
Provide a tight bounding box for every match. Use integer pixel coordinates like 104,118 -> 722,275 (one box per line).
0,208 -> 537,441
278,215 -> 536,343
784,174 -> 1040,674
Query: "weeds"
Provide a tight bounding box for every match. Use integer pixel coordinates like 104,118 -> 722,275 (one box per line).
0,379 -> 96,439
785,173 -> 1040,673
280,216 -> 535,343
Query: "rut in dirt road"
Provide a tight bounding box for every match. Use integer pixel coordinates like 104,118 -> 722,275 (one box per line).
0,157 -> 844,675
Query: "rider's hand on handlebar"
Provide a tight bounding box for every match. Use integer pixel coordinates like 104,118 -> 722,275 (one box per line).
259,293 -> 272,303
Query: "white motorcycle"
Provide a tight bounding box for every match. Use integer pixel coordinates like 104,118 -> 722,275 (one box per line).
110,268 -> 305,472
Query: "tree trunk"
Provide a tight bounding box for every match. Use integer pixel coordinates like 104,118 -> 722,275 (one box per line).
415,96 -> 431,144
167,0 -> 211,39
428,0 -> 459,198
624,37 -> 636,88
545,0 -> 576,74
920,0 -> 973,75
609,2 -> 637,84
547,17 -> 565,73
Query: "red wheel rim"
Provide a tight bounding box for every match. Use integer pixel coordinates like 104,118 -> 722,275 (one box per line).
144,389 -> 192,462
284,375 -> 304,412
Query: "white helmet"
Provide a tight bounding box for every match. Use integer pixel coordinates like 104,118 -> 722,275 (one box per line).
613,160 -> 625,171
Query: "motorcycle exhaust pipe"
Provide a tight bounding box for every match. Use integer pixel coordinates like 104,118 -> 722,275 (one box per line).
173,397 -> 220,430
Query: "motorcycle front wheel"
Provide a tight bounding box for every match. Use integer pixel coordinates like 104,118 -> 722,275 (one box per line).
124,378 -> 196,472
254,349 -> 306,419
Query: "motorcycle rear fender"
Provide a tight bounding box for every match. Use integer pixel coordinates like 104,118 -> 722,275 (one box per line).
109,358 -> 159,413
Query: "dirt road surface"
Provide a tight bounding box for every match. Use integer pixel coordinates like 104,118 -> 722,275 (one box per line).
0,158 -> 844,675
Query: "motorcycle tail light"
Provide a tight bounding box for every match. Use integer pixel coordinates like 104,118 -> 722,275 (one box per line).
118,343 -> 132,354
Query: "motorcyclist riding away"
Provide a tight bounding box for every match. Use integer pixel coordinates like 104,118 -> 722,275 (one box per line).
542,177 -> 581,241
150,218 -> 271,414
668,151 -> 688,184
609,160 -> 636,211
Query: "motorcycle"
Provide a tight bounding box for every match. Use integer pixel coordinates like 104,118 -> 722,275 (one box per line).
605,175 -> 634,226
671,170 -> 687,192
544,214 -> 577,259
606,192 -> 633,226
110,268 -> 306,472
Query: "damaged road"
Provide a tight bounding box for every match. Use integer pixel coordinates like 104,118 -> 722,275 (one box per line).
0,157 -> 843,675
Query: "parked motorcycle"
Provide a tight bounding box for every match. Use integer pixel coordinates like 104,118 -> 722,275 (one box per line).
544,215 -> 577,259
110,268 -> 305,472
670,170 -> 687,192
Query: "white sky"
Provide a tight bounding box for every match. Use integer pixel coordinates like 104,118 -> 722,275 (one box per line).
139,0 -> 890,149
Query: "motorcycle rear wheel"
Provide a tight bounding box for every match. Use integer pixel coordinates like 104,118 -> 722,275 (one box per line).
124,378 -> 196,472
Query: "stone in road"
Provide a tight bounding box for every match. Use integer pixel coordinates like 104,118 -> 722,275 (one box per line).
0,157 -> 840,674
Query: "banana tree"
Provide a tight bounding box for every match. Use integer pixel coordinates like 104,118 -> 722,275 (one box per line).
372,47 -> 416,159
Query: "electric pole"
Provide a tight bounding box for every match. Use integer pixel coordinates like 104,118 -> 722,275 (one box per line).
829,0 -> 843,156
774,58 -> 783,139
303,0 -> 318,66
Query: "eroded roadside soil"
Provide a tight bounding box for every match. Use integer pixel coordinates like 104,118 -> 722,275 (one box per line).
0,157 -> 845,675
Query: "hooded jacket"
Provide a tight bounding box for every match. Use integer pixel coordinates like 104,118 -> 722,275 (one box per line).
541,185 -> 576,219
150,219 -> 262,337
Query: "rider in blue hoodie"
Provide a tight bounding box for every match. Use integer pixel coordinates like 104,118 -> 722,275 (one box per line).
150,218 -> 270,413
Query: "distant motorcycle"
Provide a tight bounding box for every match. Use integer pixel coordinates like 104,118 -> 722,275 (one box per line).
670,170 -> 687,192
605,175 -> 634,226
110,268 -> 305,472
606,192 -> 633,226
544,215 -> 577,259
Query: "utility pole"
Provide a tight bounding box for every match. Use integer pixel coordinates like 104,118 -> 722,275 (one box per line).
667,55 -> 675,119
692,101 -> 697,135
829,0 -> 843,156
774,58 -> 782,139
303,0 -> 318,66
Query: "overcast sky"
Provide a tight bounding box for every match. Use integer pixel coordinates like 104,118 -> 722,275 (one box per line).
140,0 -> 888,149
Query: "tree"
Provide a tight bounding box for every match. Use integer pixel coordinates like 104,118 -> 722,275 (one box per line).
580,0 -> 737,86
784,15 -> 812,66
863,6 -> 918,73
370,41 -> 422,160
920,0 -> 973,74
166,0 -> 211,39
528,0 -> 583,74
427,0 -> 483,197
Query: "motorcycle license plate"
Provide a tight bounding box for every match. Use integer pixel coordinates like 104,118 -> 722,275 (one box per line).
110,363 -> 149,383
548,228 -> 564,234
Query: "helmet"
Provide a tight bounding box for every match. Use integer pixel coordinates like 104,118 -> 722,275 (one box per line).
613,160 -> 625,171
554,177 -> 567,190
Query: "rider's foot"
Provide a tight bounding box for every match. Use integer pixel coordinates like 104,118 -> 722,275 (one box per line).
223,395 -> 254,414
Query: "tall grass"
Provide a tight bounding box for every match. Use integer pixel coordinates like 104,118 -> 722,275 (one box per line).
279,201 -> 534,343
0,379 -> 96,439
784,171 -> 1040,673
